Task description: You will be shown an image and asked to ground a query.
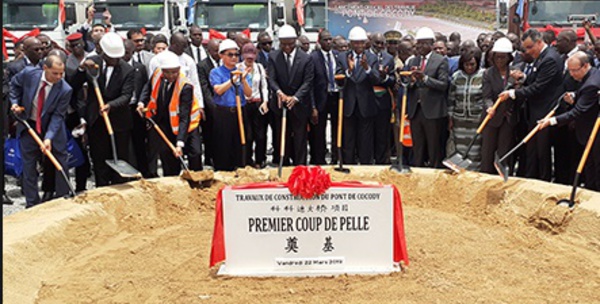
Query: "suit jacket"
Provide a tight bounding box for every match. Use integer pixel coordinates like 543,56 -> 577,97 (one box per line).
9,67 -> 72,148
69,55 -> 135,132
482,66 -> 519,127
555,68 -> 600,145
404,52 -> 449,120
515,46 -> 564,123
131,61 -> 148,105
6,57 -> 39,82
257,49 -> 270,70
197,57 -> 216,107
371,50 -> 396,111
267,49 -> 314,119
336,51 -> 380,118
184,44 -> 207,63
310,49 -> 339,113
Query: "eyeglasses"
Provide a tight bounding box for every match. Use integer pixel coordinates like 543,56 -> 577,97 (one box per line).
70,43 -> 85,48
260,41 -> 273,46
224,52 -> 239,58
373,41 -> 385,46
133,38 -> 146,43
33,47 -> 45,51
568,65 -> 585,73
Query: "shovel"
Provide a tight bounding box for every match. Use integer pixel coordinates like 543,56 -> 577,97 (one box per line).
87,65 -> 141,179
143,112 -> 206,185
278,106 -> 287,178
391,71 -> 413,174
231,70 -> 247,168
556,116 -> 600,208
443,97 -> 503,173
12,108 -> 76,197
494,99 -> 561,182
334,74 -> 350,173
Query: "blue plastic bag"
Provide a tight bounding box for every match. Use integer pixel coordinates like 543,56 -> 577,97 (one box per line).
4,137 -> 23,177
66,134 -> 85,168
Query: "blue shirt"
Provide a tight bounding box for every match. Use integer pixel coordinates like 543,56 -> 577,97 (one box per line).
209,65 -> 249,107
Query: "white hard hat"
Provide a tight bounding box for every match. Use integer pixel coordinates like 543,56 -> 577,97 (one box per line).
348,26 -> 368,41
278,25 -> 297,39
219,39 -> 239,54
99,32 -> 125,58
160,51 -> 180,69
491,37 -> 513,53
415,27 -> 435,40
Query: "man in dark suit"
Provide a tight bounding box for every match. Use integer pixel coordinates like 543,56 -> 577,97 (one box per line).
539,52 -> 600,190
197,39 -> 220,167
268,25 -> 314,165
9,55 -> 72,208
369,32 -> 396,164
499,29 -> 564,181
309,30 -> 337,165
404,27 -> 449,168
335,26 -> 380,164
6,37 -> 45,81
123,39 -> 151,177
184,25 -> 207,65
69,33 -> 135,187
256,31 -> 273,69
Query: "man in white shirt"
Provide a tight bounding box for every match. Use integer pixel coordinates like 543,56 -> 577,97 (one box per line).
185,25 -> 207,64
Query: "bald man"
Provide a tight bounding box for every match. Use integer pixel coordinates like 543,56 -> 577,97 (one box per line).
6,37 -> 44,81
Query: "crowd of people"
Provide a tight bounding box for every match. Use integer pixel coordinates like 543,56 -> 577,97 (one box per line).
3,6 -> 600,208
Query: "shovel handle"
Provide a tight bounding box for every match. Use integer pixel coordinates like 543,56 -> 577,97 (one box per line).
235,94 -> 246,145
577,117 -> 600,173
523,108 -> 557,143
93,82 -> 114,135
27,129 -> 63,171
153,123 -> 178,154
337,93 -> 344,148
280,107 -> 287,158
476,97 -> 503,134
399,90 -> 408,143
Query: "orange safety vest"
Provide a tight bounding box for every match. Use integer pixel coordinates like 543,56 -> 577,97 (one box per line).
146,68 -> 201,135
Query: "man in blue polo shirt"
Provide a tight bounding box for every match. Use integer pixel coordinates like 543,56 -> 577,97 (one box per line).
209,39 -> 252,171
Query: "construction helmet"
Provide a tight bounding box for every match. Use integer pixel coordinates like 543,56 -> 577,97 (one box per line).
491,37 -> 513,53
278,25 -> 298,39
160,51 -> 181,69
415,27 -> 435,41
219,39 -> 239,54
100,32 -> 125,58
348,26 -> 368,41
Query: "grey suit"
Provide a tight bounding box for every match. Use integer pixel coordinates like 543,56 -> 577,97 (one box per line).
404,52 -> 449,168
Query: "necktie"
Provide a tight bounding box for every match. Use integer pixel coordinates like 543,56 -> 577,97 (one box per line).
197,46 -> 201,62
420,56 -> 427,71
327,52 -> 335,91
286,53 -> 292,75
36,82 -> 47,134
524,63 -> 532,76
137,52 -> 142,64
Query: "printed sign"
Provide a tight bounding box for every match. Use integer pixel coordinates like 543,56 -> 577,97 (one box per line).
218,186 -> 397,276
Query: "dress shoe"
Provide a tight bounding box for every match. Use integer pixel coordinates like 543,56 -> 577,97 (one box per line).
42,192 -> 55,202
2,193 -> 13,205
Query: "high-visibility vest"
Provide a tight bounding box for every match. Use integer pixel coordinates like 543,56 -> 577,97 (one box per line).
146,68 -> 201,135
402,118 -> 413,147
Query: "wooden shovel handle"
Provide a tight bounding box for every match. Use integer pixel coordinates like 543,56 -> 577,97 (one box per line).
476,97 -> 503,134
577,117 -> 600,173
152,123 -> 177,154
280,109 -> 287,157
93,83 -> 114,135
235,94 -> 246,145
27,129 -> 63,171
337,94 -> 344,148
398,90 -> 408,142
523,108 -> 557,143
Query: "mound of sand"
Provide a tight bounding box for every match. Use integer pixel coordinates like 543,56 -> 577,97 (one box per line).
3,167 -> 600,303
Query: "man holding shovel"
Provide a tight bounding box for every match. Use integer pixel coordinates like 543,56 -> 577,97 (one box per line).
538,52 -> 600,191
137,51 -> 202,176
10,55 -> 72,208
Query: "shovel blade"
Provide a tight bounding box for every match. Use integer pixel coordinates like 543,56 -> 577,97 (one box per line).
493,153 -> 509,182
106,160 -> 142,179
556,198 -> 576,209
180,170 -> 214,183
442,152 -> 467,173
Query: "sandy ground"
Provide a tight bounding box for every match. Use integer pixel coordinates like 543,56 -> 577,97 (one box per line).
3,166 -> 600,303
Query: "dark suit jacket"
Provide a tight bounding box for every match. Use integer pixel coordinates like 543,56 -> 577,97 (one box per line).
197,57 -> 216,107
257,49 -> 270,70
69,55 -> 134,132
371,50 -> 396,111
515,46 -> 564,123
267,49 -> 314,119
131,61 -> 148,105
555,68 -> 600,145
6,57 -> 38,82
404,52 -> 449,120
184,45 -> 206,63
336,51 -> 380,118
310,49 -> 339,112
9,67 -> 72,148
482,66 -> 519,127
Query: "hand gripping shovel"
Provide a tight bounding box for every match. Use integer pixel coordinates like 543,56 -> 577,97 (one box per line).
494,99 -> 561,182
230,70 -> 247,168
391,71 -> 413,174
278,106 -> 287,178
334,74 -> 350,174
12,108 -> 76,197
143,111 -> 206,185
557,115 -> 600,208
87,65 -> 141,179
443,96 -> 503,173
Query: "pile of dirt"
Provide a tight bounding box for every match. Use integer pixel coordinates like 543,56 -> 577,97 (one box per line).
3,166 -> 600,303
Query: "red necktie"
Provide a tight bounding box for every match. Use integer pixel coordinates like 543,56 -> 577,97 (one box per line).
36,82 -> 47,134
420,57 -> 427,71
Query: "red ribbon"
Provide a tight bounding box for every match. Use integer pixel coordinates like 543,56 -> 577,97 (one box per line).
2,28 -> 41,59
286,166 -> 332,199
